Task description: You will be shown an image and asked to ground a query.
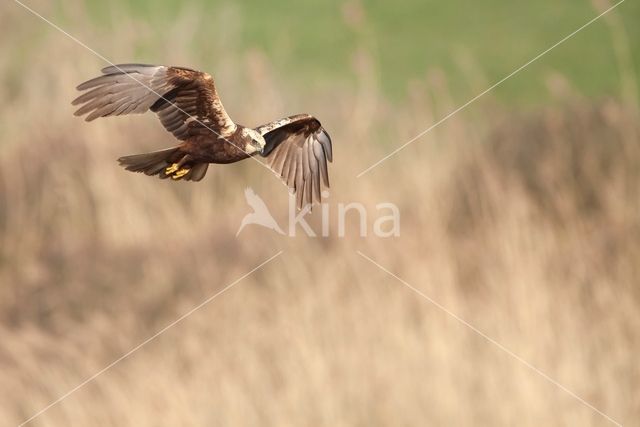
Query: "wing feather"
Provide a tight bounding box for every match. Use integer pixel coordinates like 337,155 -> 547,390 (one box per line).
307,138 -> 321,201
295,153 -> 305,208
72,64 -> 236,140
257,114 -> 332,209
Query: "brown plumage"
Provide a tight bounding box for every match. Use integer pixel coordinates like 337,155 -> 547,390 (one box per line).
72,64 -> 332,208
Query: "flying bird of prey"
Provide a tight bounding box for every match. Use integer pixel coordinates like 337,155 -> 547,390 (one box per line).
72,64 -> 332,208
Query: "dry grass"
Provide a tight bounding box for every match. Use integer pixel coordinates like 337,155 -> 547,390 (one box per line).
1,1 -> 639,426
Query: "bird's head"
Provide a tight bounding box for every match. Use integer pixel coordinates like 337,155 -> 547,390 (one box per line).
241,127 -> 266,155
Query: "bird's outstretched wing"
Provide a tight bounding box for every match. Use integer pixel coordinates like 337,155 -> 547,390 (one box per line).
255,114 -> 332,209
72,64 -> 236,139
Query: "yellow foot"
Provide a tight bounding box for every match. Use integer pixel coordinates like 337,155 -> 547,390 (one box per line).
165,163 -> 179,175
172,168 -> 190,179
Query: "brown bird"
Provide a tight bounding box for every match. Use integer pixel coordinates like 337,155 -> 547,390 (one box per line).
72,64 -> 332,208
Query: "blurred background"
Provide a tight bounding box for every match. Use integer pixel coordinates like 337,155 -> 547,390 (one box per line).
1,0 -> 639,425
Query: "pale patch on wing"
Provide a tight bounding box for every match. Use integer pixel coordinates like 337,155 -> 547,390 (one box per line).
255,114 -> 313,136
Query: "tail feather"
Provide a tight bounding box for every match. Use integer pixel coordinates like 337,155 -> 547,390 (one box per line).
118,146 -> 179,175
117,146 -> 208,182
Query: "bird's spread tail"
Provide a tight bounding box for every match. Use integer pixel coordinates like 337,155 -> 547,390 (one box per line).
117,146 -> 209,181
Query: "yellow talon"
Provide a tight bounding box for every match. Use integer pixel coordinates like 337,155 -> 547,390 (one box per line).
165,163 -> 179,175
172,168 -> 190,179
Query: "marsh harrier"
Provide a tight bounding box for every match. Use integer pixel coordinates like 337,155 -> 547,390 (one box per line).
73,64 -> 332,208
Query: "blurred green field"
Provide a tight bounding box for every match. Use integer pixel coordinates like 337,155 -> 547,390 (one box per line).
73,0 -> 640,104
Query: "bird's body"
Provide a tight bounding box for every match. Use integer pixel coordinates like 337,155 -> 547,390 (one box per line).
177,128 -> 255,164
72,64 -> 332,208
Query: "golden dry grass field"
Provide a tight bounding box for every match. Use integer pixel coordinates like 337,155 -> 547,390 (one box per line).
1,1 -> 639,426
